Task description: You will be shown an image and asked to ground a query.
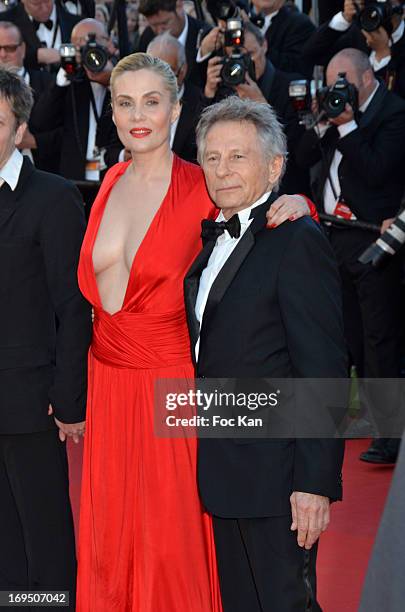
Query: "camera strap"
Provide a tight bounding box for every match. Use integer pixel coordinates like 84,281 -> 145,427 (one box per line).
88,85 -> 102,126
51,17 -> 60,49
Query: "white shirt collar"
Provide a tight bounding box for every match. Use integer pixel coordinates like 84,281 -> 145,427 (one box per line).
360,81 -> 379,113
392,18 -> 404,45
263,10 -> 279,35
216,191 -> 272,226
0,148 -> 24,191
177,13 -> 188,48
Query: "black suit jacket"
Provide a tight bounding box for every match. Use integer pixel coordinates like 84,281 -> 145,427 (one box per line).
26,69 -> 61,173
30,77 -> 121,181
265,5 -> 315,78
302,19 -> 405,99
172,81 -> 206,163
0,157 -> 92,434
295,84 -> 405,223
137,14 -> 210,87
184,200 -> 347,518
0,1 -> 80,70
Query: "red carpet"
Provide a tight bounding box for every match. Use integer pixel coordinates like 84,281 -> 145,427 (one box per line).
67,439 -> 395,611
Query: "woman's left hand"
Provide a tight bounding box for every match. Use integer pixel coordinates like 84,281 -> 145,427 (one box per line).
266,194 -> 311,228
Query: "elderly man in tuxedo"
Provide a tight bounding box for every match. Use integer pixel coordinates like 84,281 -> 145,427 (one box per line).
0,69 -> 91,608
184,97 -> 347,611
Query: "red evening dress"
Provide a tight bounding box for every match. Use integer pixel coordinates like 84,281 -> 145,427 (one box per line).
76,156 -> 222,612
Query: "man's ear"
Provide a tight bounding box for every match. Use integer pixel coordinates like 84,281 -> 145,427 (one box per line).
14,121 -> 27,147
268,154 -> 284,187
175,0 -> 183,15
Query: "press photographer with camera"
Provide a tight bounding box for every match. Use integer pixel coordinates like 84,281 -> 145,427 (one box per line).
303,0 -> 405,99
200,0 -> 315,78
136,0 -> 210,87
296,48 -> 405,464
0,0 -> 82,70
0,21 -> 60,172
203,20 -> 310,193
31,18 -> 121,183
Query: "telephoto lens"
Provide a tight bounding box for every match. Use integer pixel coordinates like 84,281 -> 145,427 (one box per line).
358,210 -> 405,267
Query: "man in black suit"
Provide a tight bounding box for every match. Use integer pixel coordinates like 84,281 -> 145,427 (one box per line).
184,96 -> 346,612
0,21 -> 60,172
30,18 -> 121,183
303,0 -> 405,99
296,48 -> 405,463
0,0 -> 80,70
147,32 -> 205,162
0,69 -> 91,607
203,21 -> 311,194
137,0 -> 210,87
251,0 -> 315,77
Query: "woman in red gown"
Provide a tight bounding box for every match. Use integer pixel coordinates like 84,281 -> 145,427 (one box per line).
76,53 -> 316,611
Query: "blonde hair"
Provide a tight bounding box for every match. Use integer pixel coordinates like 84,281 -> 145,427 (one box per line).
110,52 -> 178,104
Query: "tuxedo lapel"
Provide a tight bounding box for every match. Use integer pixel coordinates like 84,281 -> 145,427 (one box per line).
184,239 -> 217,361
0,157 -> 34,230
201,194 -> 277,333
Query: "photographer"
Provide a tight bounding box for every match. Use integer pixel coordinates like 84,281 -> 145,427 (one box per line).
0,21 -> 60,172
30,18 -> 121,183
147,33 -> 205,162
200,1 -> 315,78
203,21 -> 311,194
137,0 -> 210,87
0,0 -> 81,70
303,0 -> 405,99
296,48 -> 405,463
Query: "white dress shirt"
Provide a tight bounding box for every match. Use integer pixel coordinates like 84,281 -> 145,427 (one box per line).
86,81 -> 107,181
194,191 -> 271,361
56,69 -> 107,180
323,82 -> 379,215
177,13 -> 189,48
261,10 -> 279,36
34,5 -> 61,50
329,11 -> 405,72
0,149 -> 24,191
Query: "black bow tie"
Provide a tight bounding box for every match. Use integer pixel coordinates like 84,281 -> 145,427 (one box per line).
201,214 -> 241,246
33,18 -> 53,31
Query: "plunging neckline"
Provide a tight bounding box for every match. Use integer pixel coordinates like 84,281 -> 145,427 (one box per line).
91,155 -> 178,316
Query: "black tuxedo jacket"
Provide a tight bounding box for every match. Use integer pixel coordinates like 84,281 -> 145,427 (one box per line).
172,81 -> 206,163
0,1 -> 80,70
265,5 -> 315,78
137,14 -> 210,87
0,157 -> 92,434
295,84 -> 405,224
26,69 -> 61,173
184,200 -> 347,518
30,77 -> 121,181
302,19 -> 405,99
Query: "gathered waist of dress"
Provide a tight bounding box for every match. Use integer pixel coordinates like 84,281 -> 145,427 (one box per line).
91,308 -> 193,370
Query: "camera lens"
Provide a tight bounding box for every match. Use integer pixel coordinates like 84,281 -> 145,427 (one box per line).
221,60 -> 244,86
359,6 -> 384,32
83,47 -> 108,73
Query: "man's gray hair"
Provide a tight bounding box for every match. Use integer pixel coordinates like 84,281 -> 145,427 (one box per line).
196,97 -> 287,189
0,68 -> 33,126
147,32 -> 186,67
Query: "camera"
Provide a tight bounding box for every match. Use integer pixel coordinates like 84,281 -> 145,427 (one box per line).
221,16 -> 255,87
208,0 -> 265,28
289,79 -> 312,116
359,210 -> 405,267
356,0 -> 404,35
317,72 -> 359,119
60,33 -> 109,78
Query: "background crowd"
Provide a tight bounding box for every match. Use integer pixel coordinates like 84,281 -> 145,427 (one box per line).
1,0 -> 405,458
